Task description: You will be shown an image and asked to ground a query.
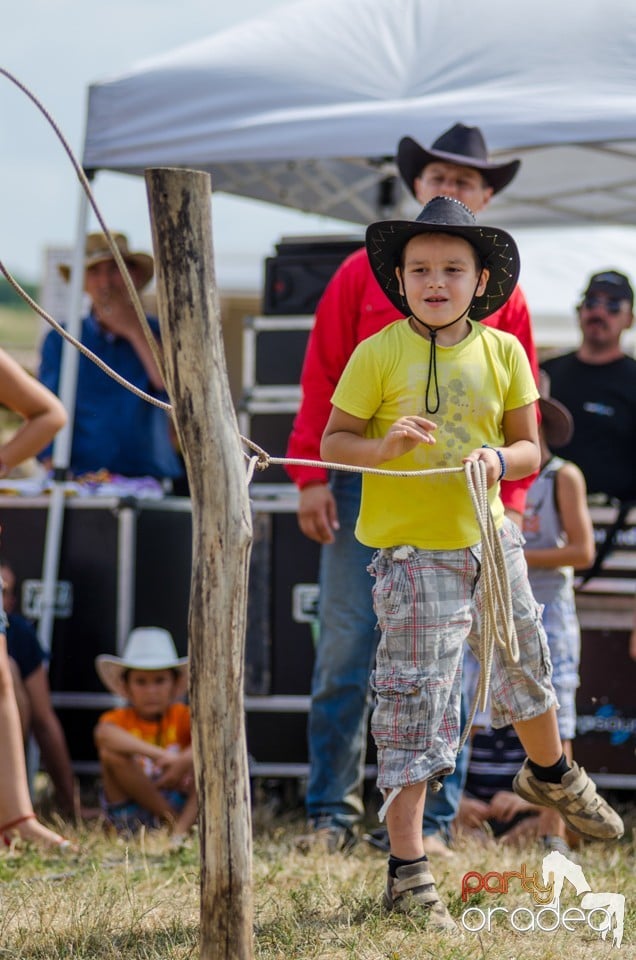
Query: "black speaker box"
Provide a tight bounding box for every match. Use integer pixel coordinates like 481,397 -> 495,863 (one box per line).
263,237 -> 363,315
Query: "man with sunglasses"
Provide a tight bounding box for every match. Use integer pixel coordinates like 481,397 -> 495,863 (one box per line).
542,270 -> 636,503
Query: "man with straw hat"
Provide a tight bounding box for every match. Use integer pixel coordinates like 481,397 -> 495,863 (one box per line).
38,232 -> 183,482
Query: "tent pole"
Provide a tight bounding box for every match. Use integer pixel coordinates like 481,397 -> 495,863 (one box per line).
37,185 -> 90,654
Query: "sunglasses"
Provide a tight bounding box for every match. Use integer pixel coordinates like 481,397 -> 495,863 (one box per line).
581,295 -> 624,314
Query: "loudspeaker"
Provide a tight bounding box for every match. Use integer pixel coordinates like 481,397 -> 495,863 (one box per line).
263,237 -> 363,315
575,628 -> 636,781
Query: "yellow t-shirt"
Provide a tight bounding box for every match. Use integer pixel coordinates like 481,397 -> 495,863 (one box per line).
331,319 -> 539,549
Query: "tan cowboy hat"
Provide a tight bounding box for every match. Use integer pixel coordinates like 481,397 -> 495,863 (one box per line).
95,627 -> 188,700
397,123 -> 521,197
58,232 -> 154,289
539,370 -> 574,448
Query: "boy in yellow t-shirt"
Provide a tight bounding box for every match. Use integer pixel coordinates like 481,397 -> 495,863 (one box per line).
94,628 -> 196,837
321,196 -> 623,932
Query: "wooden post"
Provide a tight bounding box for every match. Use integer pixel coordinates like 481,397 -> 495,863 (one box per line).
145,168 -> 254,960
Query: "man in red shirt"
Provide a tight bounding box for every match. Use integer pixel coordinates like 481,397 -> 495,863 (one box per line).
287,123 -> 538,853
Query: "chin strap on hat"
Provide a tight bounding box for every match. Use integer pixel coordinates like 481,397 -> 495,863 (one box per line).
405,273 -> 484,414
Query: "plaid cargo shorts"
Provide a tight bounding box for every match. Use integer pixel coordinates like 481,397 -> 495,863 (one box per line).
369,519 -> 556,790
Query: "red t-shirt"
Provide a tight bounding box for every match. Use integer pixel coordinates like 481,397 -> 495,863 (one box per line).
285,247 -> 539,514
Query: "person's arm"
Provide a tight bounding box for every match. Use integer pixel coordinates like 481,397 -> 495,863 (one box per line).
321,407 -> 437,467
486,288 -> 540,520
96,308 -> 165,392
0,349 -> 66,474
462,403 -> 540,487
524,462 -> 596,570
94,720 -> 169,764
285,256 -> 367,542
457,795 -> 492,829
286,253 -> 367,488
487,790 -> 536,821
25,665 -> 79,815
153,746 -> 194,790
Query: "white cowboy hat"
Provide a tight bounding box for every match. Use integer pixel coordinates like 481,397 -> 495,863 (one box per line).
95,627 -> 188,700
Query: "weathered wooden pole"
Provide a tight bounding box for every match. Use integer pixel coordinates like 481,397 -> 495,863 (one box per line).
145,167 -> 254,960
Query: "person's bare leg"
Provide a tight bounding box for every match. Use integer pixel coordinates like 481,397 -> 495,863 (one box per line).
8,658 -> 30,740
385,782 -> 427,859
535,738 -> 573,840
512,707 -> 562,766
0,639 -> 70,849
173,786 -> 198,836
100,749 -> 178,825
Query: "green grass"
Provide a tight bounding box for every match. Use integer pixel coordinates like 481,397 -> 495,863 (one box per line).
0,801 -> 633,959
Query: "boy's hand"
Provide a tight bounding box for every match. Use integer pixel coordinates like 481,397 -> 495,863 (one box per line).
154,750 -> 193,789
459,796 -> 491,828
463,446 -> 502,488
487,790 -> 531,822
378,416 -> 436,462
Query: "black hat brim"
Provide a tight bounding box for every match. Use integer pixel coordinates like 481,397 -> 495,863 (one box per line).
397,136 -> 521,197
366,217 -> 520,321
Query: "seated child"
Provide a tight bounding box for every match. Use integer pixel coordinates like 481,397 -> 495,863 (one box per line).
320,195 -> 623,933
522,374 -> 595,847
94,627 -> 197,836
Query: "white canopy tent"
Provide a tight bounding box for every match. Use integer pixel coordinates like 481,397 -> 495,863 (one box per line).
40,0 -> 636,652
82,0 -> 636,228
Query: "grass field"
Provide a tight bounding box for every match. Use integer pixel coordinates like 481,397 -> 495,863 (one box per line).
0,305 -> 41,372
0,797 -> 633,959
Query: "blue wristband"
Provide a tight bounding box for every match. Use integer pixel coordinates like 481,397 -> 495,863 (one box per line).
481,444 -> 506,480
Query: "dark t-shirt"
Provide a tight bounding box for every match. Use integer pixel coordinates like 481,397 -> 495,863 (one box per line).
6,613 -> 45,680
541,352 -> 636,502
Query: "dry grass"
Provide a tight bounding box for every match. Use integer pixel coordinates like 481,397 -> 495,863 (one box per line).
0,798 -> 634,959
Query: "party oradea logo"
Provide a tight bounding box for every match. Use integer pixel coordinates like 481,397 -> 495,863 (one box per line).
461,849 -> 625,948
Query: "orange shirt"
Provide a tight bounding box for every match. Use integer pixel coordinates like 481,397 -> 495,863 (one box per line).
98,702 -> 191,777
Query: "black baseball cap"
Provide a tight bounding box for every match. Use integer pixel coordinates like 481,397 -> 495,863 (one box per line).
583,270 -> 634,306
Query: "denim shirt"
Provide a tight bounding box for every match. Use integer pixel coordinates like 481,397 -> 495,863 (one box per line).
38,312 -> 182,479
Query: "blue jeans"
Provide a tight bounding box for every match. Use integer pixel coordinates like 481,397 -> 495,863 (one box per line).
306,471 -> 468,833
306,472 -> 378,829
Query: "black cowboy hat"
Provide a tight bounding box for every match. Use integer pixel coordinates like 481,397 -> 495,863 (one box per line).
397,123 -> 521,197
366,195 -> 520,322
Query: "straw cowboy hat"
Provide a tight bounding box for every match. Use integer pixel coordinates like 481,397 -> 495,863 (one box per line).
538,370 -> 574,448
58,232 -> 154,289
365,195 -> 520,322
397,123 -> 521,197
95,627 -> 188,700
